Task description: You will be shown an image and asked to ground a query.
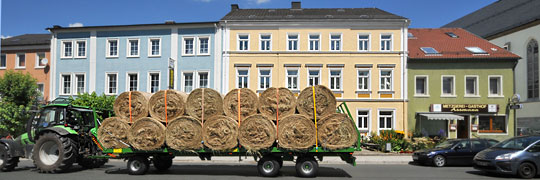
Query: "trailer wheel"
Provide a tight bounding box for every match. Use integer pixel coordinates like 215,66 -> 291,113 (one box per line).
257,156 -> 280,177
32,133 -> 77,173
0,143 -> 19,172
296,157 -> 318,177
127,156 -> 150,175
152,156 -> 173,171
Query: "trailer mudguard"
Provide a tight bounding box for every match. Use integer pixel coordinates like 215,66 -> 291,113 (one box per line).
0,139 -> 25,158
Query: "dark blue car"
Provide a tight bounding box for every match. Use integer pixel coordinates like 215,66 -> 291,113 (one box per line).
413,138 -> 499,167
474,136 -> 540,179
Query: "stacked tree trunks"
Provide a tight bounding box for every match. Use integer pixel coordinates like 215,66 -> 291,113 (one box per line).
97,85 -> 358,152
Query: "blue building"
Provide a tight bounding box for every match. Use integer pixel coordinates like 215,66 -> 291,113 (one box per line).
47,21 -> 222,99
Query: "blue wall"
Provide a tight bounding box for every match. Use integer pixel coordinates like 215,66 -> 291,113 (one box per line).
178,27 -> 216,91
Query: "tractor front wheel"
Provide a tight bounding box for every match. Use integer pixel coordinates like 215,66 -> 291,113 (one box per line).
32,133 -> 77,173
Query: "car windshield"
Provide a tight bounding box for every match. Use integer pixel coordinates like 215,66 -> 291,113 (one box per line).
493,136 -> 540,150
435,140 -> 457,149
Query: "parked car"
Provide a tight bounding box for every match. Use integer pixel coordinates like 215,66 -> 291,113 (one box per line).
413,138 -> 499,167
473,136 -> 540,179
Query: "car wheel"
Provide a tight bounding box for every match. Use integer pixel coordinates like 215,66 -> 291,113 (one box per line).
517,162 -> 536,179
432,155 -> 446,167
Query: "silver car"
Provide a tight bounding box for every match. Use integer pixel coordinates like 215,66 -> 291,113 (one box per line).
473,136 -> 540,179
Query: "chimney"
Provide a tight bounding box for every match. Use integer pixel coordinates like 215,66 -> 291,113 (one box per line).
291,1 -> 301,9
231,4 -> 239,11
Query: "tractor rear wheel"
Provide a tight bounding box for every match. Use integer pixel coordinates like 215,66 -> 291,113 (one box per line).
32,133 -> 77,173
0,143 -> 19,172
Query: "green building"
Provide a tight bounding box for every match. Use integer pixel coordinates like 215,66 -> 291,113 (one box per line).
407,28 -> 520,141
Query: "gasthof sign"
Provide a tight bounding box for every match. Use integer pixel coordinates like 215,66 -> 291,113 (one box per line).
431,104 -> 498,113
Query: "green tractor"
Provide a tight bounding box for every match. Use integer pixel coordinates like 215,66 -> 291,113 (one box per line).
0,98 -> 111,172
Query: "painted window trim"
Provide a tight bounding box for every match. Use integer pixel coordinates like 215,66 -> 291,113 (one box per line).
306,68 -> 321,87
35,52 -> 47,68
414,75 -> 429,97
441,75 -> 456,97
105,72 -> 119,95
126,72 -> 139,91
285,68 -> 300,90
259,33 -> 272,51
15,53 -> 25,69
197,36 -> 211,56
356,108 -> 371,131
329,33 -> 343,51
377,108 -> 396,132
106,39 -> 119,58
357,33 -> 371,51
181,71 -> 195,92
477,114 -> 508,135
0,53 -> 6,69
488,75 -> 504,98
181,36 -> 196,56
147,71 -> 161,93
464,75 -> 480,97
126,38 -> 140,58
328,68 -> 343,91
74,73 -> 86,94
379,68 -> 394,92
59,73 -> 72,96
308,33 -> 321,51
286,33 -> 299,51
75,40 -> 87,59
237,34 -> 250,51
148,37 -> 162,57
380,33 -> 393,51
236,68 -> 250,88
257,67 -> 272,91
60,40 -> 73,59
356,68 -> 371,92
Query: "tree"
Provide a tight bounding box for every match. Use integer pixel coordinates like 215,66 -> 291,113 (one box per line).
69,92 -> 116,120
0,70 -> 39,135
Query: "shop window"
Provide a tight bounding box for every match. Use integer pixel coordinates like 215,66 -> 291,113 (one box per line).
479,116 -> 506,133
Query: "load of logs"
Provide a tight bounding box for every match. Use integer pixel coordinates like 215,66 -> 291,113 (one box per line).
97,85 -> 358,151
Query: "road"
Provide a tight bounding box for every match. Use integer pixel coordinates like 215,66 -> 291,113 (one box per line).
0,159 -> 530,180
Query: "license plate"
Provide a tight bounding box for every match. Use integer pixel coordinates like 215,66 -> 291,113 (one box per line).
476,161 -> 490,166
413,155 -> 419,160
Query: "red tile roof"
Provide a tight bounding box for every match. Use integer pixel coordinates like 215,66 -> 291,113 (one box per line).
408,28 -> 520,60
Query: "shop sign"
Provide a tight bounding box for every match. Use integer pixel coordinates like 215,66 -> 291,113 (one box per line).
431,104 -> 498,113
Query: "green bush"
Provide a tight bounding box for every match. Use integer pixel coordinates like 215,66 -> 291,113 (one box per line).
68,92 -> 116,120
369,130 -> 412,152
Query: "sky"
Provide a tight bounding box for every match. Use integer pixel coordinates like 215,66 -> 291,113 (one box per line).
0,0 -> 497,38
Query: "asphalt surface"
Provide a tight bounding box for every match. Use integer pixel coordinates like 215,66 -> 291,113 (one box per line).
0,159 -> 533,180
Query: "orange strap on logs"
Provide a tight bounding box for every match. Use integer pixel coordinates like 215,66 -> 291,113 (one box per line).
275,88 -> 280,139
201,88 -> 205,127
312,86 -> 318,151
129,91 -> 133,123
164,90 -> 168,126
237,89 -> 241,127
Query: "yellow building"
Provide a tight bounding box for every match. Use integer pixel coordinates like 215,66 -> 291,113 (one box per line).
220,2 -> 410,135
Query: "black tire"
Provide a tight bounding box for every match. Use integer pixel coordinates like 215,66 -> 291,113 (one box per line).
127,156 -> 150,175
517,162 -> 537,179
32,133 -> 77,173
257,156 -> 281,177
295,157 -> 318,178
0,143 -> 19,172
432,155 -> 446,167
152,156 -> 173,171
278,158 -> 284,167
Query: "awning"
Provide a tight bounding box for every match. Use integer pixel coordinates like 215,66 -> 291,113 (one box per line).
419,113 -> 464,121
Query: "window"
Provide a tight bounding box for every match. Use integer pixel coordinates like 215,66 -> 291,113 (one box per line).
199,72 -> 209,88
309,34 -> 320,51
149,72 -> 160,93
16,54 -> 25,68
420,47 -> 439,54
442,76 -> 455,96
380,35 -> 392,51
329,69 -> 342,90
527,143 -> 540,153
357,70 -> 370,91
330,34 -> 341,51
0,54 -> 6,68
61,74 -> 71,95
489,76 -> 502,97
127,73 -> 138,91
199,37 -> 210,55
260,34 -> 271,51
76,41 -> 86,58
37,83 -> 44,97
238,35 -> 249,51
472,140 -> 487,151
287,34 -> 298,51
237,69 -> 249,88
465,76 -> 478,96
107,39 -> 118,57
380,70 -> 392,91
379,111 -> 393,130
357,110 -> 369,130
286,69 -> 298,90
415,76 -> 428,96
127,39 -> 139,57
358,34 -> 369,51
149,38 -> 161,56
466,47 -> 488,54
308,69 -> 320,86
479,116 -> 506,133
183,72 -> 194,93
183,37 -> 195,55
445,32 -> 459,38
75,74 -> 85,94
527,39 -> 539,99
62,41 -> 73,58
259,69 -> 271,90
106,73 -> 117,95
36,52 -> 46,68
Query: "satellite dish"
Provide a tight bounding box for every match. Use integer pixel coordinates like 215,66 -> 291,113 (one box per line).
511,94 -> 521,104
41,58 -> 48,65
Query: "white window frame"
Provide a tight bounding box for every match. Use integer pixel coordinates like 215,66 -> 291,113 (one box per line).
35,52 -> 46,68
126,72 -> 139,91
197,36 -> 211,56
60,73 -> 72,96
105,72 -> 118,95
356,108 -> 371,131
0,53 -> 6,69
126,38 -> 140,58
61,40 -> 73,58
379,69 -> 393,91
380,34 -> 393,51
308,33 -> 321,51
414,75 -> 429,97
358,34 -> 371,51
377,109 -> 396,132
307,68 -> 321,86
15,53 -> 25,69
488,75 -> 504,97
259,34 -> 272,51
147,71 -> 161,93
329,33 -> 342,51
148,37 -> 162,57
182,71 -> 195,93
182,36 -> 195,56
357,68 -> 371,91
237,34 -> 250,51
464,75 -> 480,97
75,40 -> 87,58
441,75 -> 456,97
106,39 -> 119,58
198,71 -> 210,88
285,68 -> 299,90
287,33 -> 299,51
328,68 -> 343,91
74,73 -> 86,94
258,68 -> 272,90
236,68 -> 250,88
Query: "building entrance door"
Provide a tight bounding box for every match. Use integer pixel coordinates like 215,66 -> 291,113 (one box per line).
457,115 -> 470,138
